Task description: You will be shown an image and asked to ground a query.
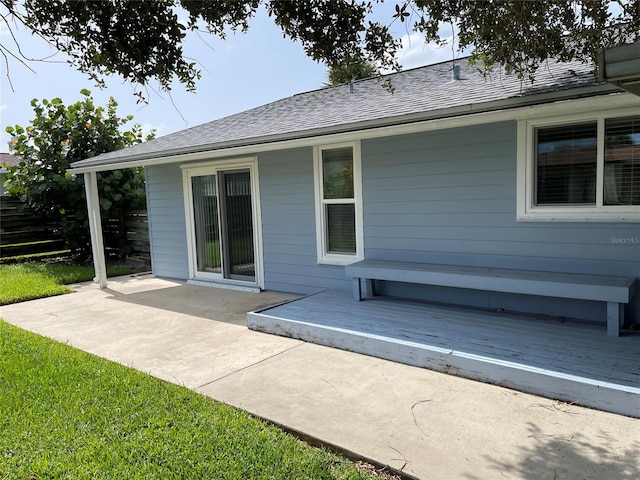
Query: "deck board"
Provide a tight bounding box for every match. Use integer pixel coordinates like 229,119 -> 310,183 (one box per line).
248,290 -> 640,418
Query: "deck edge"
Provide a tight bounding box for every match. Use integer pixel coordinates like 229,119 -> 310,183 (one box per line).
247,311 -> 640,418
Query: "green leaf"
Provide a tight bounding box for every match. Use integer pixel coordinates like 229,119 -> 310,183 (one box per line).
99,198 -> 112,210
80,88 -> 91,96
7,90 -> 149,257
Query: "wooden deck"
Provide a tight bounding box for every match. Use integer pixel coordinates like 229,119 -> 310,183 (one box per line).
248,290 -> 640,418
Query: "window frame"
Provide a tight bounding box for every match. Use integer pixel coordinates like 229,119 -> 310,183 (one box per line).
517,110 -> 640,222
313,141 -> 364,265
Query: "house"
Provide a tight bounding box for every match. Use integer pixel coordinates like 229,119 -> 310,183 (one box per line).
70,56 -> 639,327
68,55 -> 640,416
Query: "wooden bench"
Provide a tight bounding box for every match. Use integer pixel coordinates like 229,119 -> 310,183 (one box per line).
345,259 -> 637,337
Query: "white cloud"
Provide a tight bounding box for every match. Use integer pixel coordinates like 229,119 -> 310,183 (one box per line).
0,105 -> 11,151
396,31 -> 464,70
141,122 -> 166,138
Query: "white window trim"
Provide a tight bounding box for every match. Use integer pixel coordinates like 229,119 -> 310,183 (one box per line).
313,141 -> 364,265
517,108 -> 640,223
181,157 -> 264,289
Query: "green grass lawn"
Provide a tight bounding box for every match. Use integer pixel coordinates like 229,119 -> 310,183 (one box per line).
0,321 -> 377,479
0,263 -> 133,305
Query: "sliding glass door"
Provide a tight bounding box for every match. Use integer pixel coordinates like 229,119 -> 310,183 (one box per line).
191,174 -> 222,274
185,160 -> 260,286
220,170 -> 255,281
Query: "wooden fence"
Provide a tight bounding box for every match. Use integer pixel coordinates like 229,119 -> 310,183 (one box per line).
102,208 -> 150,256
0,196 -> 150,259
0,197 -> 65,257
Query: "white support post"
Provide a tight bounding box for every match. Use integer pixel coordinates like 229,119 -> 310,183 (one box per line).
84,172 -> 107,288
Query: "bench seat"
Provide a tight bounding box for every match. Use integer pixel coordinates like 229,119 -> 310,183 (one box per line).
345,260 -> 637,336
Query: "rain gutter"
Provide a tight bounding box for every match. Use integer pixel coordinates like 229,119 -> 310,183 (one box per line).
69,83 -> 623,175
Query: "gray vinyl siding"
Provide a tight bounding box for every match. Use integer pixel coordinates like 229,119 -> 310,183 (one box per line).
361,121 -> 640,322
143,121 -> 639,323
259,148 -> 351,294
144,148 -> 352,292
145,163 -> 189,279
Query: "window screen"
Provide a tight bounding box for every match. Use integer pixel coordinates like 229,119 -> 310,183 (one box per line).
535,123 -> 597,205
326,204 -> 356,254
604,116 -> 640,206
322,147 -> 354,199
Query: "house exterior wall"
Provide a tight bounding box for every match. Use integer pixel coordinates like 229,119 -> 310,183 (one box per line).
144,120 -> 639,323
361,121 -> 640,322
145,149 -> 353,294
145,163 -> 189,279
259,147 -> 352,294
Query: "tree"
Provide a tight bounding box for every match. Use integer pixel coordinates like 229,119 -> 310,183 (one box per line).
325,55 -> 377,86
2,1 -> 636,95
4,90 -> 155,256
406,0 -> 638,80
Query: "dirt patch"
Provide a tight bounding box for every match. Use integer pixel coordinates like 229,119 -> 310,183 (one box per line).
355,461 -> 403,479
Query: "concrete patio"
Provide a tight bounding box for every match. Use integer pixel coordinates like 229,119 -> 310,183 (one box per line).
1,274 -> 639,480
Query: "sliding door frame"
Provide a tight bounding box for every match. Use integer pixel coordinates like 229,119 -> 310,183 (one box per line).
182,157 -> 264,290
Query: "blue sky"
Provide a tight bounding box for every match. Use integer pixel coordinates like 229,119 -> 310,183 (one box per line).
0,3 -> 461,153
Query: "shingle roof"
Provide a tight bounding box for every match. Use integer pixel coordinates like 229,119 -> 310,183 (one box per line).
71,57 -> 610,170
0,153 -> 21,169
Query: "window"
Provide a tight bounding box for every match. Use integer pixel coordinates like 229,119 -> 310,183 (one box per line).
604,116 -> 640,206
535,123 -> 597,205
314,142 -> 363,264
518,113 -> 640,222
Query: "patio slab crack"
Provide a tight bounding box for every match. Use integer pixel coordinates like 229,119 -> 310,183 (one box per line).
194,341 -> 305,390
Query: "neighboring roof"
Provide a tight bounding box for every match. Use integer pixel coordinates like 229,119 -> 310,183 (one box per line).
71,57 -> 615,171
0,153 -> 21,170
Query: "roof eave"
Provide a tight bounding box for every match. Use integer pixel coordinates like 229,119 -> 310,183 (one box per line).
68,83 -> 621,174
